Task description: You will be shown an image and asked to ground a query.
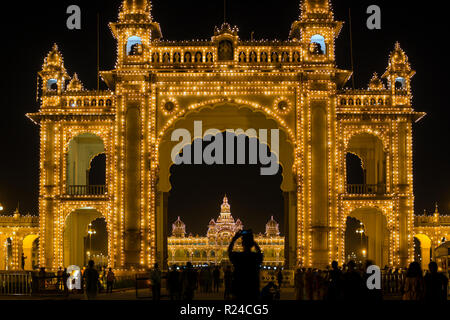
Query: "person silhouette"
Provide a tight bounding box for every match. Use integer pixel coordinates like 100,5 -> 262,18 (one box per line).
327,261 -> 342,301
182,262 -> 197,300
150,263 -> 162,301
424,261 -> 448,301
21,253 -> 27,270
228,230 -> 263,300
342,260 -> 364,301
402,261 -> 424,300
84,260 -> 99,300
213,266 -> 221,293
224,265 -> 233,300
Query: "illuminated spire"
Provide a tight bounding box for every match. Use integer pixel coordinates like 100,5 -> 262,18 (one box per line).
301,0 -> 333,20
383,42 -> 415,78
119,0 -> 152,22
220,195 -> 230,214
41,44 -> 67,74
172,216 -> 186,238
265,216 -> 280,237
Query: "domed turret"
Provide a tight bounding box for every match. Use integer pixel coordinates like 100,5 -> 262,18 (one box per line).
172,216 -> 186,238
42,44 -> 66,72
382,42 -> 415,94
39,44 -> 69,94
265,216 -> 280,237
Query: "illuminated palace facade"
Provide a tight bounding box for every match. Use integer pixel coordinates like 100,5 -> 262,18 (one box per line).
168,196 -> 284,266
24,0 -> 432,271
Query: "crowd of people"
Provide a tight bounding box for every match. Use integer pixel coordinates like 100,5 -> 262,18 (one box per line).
293,260 -> 448,301
33,229 -> 448,302
37,261 -> 116,299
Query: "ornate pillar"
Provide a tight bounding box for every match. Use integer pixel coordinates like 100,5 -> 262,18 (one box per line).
123,104 -> 142,268
284,191 -> 297,269
310,101 -> 329,267
156,191 -> 168,269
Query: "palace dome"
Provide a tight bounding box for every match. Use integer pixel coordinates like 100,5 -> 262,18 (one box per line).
265,216 -> 280,237
172,216 -> 186,237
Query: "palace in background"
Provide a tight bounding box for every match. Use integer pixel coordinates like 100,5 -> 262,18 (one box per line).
168,196 -> 284,266
0,0 -> 448,272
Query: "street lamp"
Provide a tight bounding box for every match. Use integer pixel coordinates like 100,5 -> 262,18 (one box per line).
87,223 -> 96,257
356,222 -> 365,260
0,203 -> 3,212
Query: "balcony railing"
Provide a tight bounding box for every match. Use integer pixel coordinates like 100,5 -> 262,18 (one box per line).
67,185 -> 106,196
346,184 -> 386,195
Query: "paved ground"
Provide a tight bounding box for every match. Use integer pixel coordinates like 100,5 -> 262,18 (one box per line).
0,287 -> 403,300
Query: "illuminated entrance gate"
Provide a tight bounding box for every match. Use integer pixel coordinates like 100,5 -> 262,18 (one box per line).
27,0 -> 423,270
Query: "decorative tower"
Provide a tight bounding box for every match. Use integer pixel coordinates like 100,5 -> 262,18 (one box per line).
38,44 -> 68,95
212,23 -> 239,62
171,217 -> 186,238
265,216 -> 280,237
109,0 -> 162,67
382,42 -> 415,105
289,0 -> 343,63
216,195 -> 234,224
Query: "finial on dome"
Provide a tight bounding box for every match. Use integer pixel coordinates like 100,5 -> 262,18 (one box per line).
119,0 -> 152,22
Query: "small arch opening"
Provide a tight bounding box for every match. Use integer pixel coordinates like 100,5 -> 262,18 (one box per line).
47,79 -> 58,91
310,34 -> 326,54
126,36 -> 143,56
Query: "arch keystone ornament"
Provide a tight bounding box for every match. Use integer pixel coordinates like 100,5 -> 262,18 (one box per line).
25,0 -> 427,271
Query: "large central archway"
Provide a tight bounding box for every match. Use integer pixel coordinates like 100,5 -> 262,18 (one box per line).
155,102 -> 296,268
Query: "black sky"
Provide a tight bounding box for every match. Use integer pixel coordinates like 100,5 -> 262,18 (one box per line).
0,1 -> 448,235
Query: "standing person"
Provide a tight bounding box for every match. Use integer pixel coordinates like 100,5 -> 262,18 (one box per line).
106,268 -> 115,294
21,253 -> 27,270
276,268 -> 283,289
228,230 -> 263,301
305,268 -> 314,300
402,261 -> 424,300
424,261 -> 448,301
168,265 -> 180,300
224,265 -> 233,300
56,267 -> 64,291
342,260 -> 364,301
84,260 -> 99,300
62,268 -> 69,297
38,267 -> 46,292
206,266 -> 213,293
182,262 -> 197,300
294,268 -> 304,300
150,263 -> 162,301
213,266 -> 221,293
327,261 -> 342,301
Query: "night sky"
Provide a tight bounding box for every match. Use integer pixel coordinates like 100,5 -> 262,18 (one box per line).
0,1 -> 448,236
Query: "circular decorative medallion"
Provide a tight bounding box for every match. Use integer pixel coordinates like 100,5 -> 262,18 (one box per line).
273,97 -> 292,114
161,98 -> 179,116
